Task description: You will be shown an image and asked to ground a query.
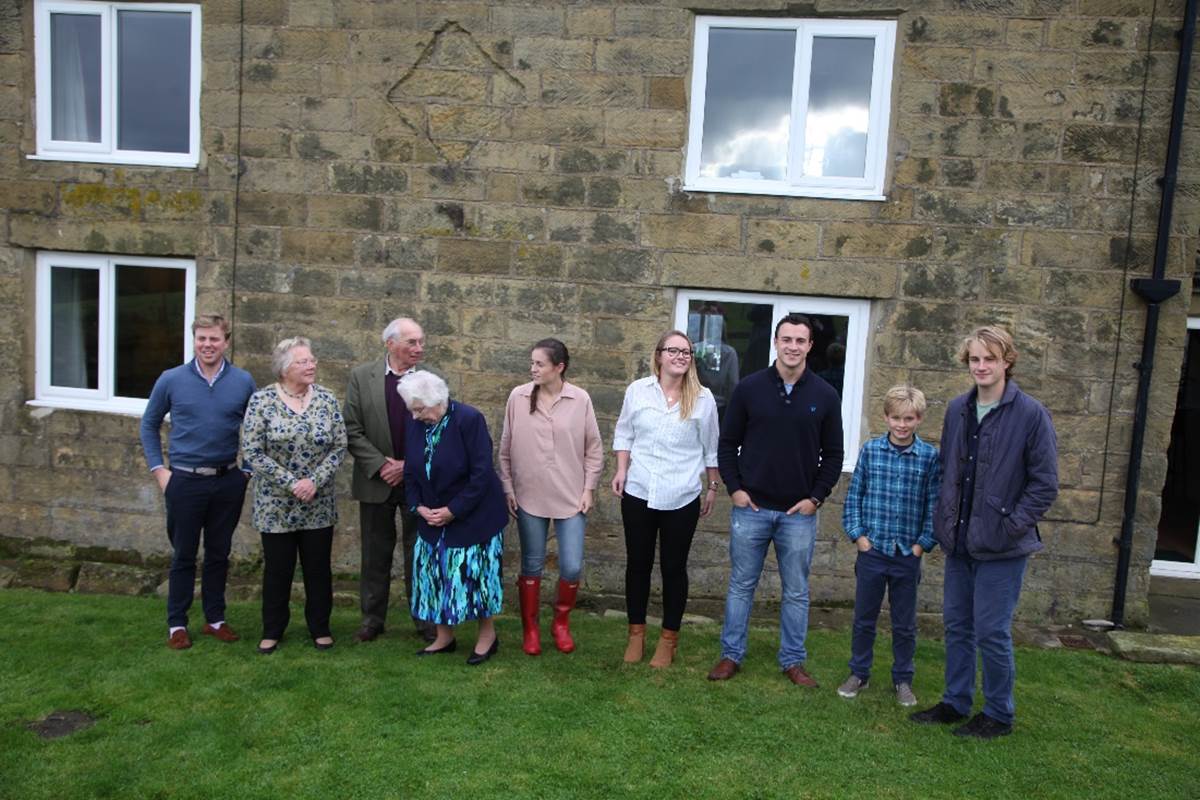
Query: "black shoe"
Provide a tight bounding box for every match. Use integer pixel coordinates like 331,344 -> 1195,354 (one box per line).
257,642 -> 278,655
909,702 -> 968,725
417,639 -> 457,656
466,638 -> 499,666
313,637 -> 334,651
952,712 -> 1013,739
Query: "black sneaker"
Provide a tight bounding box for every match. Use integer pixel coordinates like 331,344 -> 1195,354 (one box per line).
952,712 -> 1013,739
908,702 -> 968,725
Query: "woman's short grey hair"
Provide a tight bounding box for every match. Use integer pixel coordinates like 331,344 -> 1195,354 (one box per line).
397,371 -> 449,408
271,336 -> 312,378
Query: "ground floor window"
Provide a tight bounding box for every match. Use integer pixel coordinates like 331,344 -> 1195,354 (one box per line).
1152,316 -> 1200,578
34,251 -> 195,415
673,289 -> 870,471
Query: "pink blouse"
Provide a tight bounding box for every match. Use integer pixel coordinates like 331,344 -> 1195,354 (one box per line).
499,381 -> 604,520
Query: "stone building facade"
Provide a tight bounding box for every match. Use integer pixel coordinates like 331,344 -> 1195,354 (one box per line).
1,0 -> 1197,623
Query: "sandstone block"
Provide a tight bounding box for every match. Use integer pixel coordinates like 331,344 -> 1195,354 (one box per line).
540,72 -> 642,107
437,238 -> 512,275
12,559 -> 79,592
613,7 -> 690,39
513,38 -> 593,71
74,561 -> 161,596
642,213 -> 741,252
511,108 -> 604,144
604,110 -> 685,148
566,8 -> 614,38
566,247 -> 655,284
595,39 -> 690,75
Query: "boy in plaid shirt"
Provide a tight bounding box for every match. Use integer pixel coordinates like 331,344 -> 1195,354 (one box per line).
838,385 -> 941,706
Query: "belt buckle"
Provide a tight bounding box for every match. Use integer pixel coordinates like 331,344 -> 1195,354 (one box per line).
194,466 -> 219,476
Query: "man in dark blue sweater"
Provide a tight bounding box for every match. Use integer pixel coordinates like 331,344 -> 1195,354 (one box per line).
140,314 -> 256,650
708,314 -> 844,687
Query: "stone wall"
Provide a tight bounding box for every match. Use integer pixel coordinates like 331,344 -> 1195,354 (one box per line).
1,0 -> 1198,624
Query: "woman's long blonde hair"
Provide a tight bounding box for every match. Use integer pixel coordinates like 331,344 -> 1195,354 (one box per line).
651,329 -> 703,420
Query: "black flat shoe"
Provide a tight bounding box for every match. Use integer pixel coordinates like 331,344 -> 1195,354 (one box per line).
466,638 -> 499,666
257,642 -> 278,655
313,638 -> 334,651
417,639 -> 457,656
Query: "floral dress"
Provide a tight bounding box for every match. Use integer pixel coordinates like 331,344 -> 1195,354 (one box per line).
241,385 -> 347,533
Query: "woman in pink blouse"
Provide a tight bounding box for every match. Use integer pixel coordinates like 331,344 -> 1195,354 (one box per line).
499,338 -> 604,656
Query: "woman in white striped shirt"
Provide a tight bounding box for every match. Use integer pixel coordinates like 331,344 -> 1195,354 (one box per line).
611,330 -> 720,668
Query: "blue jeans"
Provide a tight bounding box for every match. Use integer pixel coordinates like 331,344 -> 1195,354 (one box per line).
516,508 -> 586,582
848,546 -> 921,685
941,553 -> 1028,724
718,505 -> 817,670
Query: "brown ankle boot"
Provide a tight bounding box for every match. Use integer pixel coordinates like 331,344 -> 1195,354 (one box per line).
649,628 -> 679,669
623,624 -> 646,663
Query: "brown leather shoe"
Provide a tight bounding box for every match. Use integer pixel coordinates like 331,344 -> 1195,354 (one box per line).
623,624 -> 646,663
353,625 -> 382,643
202,623 -> 240,643
707,657 -> 740,681
167,629 -> 192,650
784,664 -> 819,687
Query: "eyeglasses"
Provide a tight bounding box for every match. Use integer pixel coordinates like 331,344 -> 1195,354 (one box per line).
657,347 -> 693,359
292,358 -> 318,367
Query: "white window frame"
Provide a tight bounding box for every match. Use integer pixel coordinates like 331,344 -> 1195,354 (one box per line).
674,288 -> 871,472
32,251 -> 196,416
684,16 -> 896,201
32,0 -> 202,168
1150,315 -> 1200,579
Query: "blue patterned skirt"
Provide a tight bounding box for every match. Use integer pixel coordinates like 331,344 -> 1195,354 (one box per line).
411,531 -> 504,625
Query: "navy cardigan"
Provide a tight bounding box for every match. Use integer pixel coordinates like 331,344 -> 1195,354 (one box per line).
403,401 -> 509,548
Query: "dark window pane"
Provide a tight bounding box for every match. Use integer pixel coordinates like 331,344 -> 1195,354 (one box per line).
785,309 -> 849,399
700,28 -> 795,181
117,11 -> 191,153
50,267 -> 99,389
1156,329 -> 1200,564
114,266 -> 186,398
686,300 -> 774,424
50,13 -> 102,142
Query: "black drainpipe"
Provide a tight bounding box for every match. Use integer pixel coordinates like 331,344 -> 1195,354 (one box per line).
1110,0 -> 1195,627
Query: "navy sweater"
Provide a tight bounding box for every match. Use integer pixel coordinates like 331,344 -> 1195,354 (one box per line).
718,365 -> 845,511
140,360 -> 257,470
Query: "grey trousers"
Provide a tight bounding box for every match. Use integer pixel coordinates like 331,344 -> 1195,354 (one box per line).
358,484 -> 422,631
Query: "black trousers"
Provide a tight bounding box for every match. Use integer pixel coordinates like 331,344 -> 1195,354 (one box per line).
260,527 -> 333,640
164,469 -> 248,628
621,493 -> 701,631
358,484 -> 421,631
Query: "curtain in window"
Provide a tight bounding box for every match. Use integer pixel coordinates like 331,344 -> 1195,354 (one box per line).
49,267 -> 99,390
50,13 -> 101,143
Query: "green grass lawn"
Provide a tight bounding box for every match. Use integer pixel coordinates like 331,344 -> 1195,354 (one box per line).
1,588 -> 1197,800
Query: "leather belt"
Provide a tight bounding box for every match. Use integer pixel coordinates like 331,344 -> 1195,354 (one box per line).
172,463 -> 239,476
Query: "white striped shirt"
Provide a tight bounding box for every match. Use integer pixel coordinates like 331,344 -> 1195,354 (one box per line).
612,376 -> 719,510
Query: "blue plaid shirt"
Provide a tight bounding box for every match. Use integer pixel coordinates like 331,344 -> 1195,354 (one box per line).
842,433 -> 941,555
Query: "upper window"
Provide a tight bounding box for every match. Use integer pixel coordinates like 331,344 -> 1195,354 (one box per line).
674,289 -> 871,472
33,1 -> 202,167
685,17 -> 896,201
34,251 -> 196,415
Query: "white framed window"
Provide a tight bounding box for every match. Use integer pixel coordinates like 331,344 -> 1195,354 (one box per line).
33,251 -> 196,416
685,16 -> 896,201
1150,315 -> 1200,579
674,289 -> 871,472
33,1 -> 202,167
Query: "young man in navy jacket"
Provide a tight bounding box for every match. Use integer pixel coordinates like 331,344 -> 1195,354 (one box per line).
910,326 -> 1058,739
707,313 -> 844,687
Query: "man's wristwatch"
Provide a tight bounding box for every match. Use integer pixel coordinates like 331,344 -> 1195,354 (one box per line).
809,497 -> 823,509
708,480 -> 720,491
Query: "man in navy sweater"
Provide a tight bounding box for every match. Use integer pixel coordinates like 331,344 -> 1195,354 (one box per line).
708,313 -> 844,687
140,314 -> 256,650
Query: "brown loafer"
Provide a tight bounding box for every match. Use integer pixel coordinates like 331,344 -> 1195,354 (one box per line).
202,623 -> 240,643
167,629 -> 192,650
784,664 -> 818,687
353,625 -> 382,643
707,658 -> 740,681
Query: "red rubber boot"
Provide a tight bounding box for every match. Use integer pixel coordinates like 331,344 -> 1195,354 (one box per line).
518,576 -> 542,656
551,579 -> 579,654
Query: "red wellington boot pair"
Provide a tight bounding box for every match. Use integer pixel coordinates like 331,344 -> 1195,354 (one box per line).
518,576 -> 578,655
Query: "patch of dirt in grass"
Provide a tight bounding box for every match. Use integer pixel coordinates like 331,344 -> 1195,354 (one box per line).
26,710 -> 95,739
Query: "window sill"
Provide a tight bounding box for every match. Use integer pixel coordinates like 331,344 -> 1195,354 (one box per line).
27,397 -> 147,417
682,181 -> 885,201
27,152 -> 199,169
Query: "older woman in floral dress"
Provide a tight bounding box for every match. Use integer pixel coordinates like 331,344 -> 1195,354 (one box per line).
241,337 -> 347,654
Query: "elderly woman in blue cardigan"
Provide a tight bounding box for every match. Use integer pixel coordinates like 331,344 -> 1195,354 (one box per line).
399,371 -> 509,665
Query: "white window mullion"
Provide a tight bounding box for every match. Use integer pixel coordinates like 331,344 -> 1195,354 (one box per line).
98,257 -> 115,401
788,23 -> 813,185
